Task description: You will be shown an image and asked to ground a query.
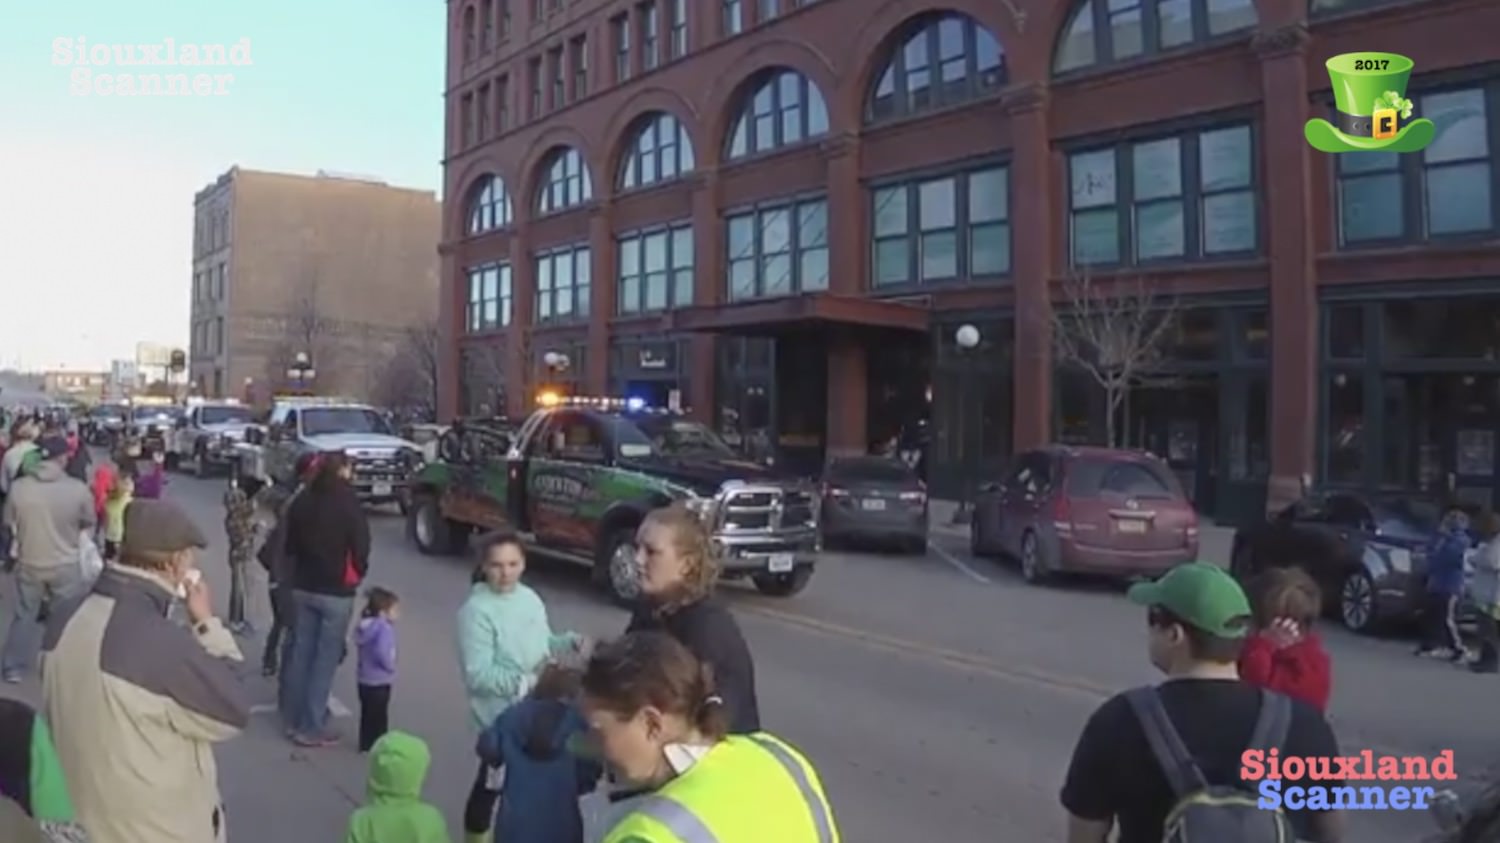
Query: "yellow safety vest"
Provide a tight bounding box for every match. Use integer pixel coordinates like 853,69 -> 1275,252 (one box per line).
601,733 -> 840,843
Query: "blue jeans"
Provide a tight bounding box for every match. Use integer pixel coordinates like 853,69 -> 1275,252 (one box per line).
282,590 -> 353,738
3,566 -> 85,676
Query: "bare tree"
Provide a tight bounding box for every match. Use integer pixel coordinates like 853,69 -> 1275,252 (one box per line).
372,322 -> 441,416
460,335 -> 508,418
1049,273 -> 1180,448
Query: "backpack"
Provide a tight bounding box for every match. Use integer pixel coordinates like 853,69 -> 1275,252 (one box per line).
1127,686 -> 1296,843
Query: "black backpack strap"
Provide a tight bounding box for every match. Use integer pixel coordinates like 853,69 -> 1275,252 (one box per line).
1126,686 -> 1208,798
1247,690 -> 1293,755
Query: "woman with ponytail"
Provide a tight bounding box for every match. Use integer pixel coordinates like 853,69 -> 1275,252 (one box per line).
582,632 -> 840,843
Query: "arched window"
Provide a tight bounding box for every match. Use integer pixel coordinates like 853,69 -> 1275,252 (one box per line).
620,113 -> 696,190
1311,0 -> 1424,13
1052,0 -> 1256,75
726,70 -> 829,161
481,0 -> 495,49
536,147 -> 594,214
868,14 -> 1005,124
466,175 -> 513,234
462,4 -> 477,60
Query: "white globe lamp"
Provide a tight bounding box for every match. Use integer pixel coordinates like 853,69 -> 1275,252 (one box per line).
955,324 -> 981,350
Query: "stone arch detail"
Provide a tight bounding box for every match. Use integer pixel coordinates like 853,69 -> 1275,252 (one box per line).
702,38 -> 840,167
843,0 -> 1021,125
517,125 -> 597,213
602,87 -> 703,190
1038,0 -> 1269,76
448,154 -> 516,234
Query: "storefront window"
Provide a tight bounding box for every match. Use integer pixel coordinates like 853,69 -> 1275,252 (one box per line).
1326,305 -> 1364,359
1164,308 -> 1218,362
1326,373 -> 1363,484
1384,297 -> 1500,359
1230,376 -> 1268,480
1239,309 -> 1267,359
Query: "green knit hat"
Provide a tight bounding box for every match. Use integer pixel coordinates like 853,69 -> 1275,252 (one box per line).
1304,52 -> 1435,154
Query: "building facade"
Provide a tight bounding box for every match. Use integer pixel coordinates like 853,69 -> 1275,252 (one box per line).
438,0 -> 1500,522
190,168 -> 442,403
41,371 -> 109,401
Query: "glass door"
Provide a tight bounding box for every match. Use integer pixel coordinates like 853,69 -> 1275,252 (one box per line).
1447,374 -> 1499,510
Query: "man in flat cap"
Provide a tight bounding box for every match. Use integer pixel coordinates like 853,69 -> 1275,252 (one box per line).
41,499 -> 250,843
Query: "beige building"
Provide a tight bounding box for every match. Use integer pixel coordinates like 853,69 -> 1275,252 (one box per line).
42,371 -> 108,401
189,167 -> 440,401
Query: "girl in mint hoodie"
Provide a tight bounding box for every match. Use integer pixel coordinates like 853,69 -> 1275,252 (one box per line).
456,532 -> 586,843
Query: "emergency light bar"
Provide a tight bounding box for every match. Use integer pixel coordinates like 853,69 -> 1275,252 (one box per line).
535,392 -> 685,415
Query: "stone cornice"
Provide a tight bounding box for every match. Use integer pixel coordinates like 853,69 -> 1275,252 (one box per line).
1251,23 -> 1311,60
818,132 -> 858,160
1001,82 -> 1049,116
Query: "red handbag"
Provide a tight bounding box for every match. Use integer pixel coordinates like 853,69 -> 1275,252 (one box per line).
342,551 -> 361,587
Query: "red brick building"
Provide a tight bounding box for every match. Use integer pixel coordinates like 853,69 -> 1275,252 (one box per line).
439,0 -> 1500,522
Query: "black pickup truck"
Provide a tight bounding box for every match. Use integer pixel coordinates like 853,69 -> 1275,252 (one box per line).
405,403 -> 821,602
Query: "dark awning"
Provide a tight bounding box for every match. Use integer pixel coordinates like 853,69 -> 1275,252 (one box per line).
663,294 -> 930,335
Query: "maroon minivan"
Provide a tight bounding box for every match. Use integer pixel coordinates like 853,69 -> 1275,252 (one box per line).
969,446 -> 1200,584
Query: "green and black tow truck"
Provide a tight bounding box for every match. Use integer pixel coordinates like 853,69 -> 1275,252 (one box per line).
405,398 -> 821,601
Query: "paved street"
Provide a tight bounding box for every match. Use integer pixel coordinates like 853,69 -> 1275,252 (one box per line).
1,471 -> 1489,841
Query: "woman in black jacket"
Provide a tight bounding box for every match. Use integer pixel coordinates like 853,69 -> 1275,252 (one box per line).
625,504 -> 760,733
280,452 -> 371,747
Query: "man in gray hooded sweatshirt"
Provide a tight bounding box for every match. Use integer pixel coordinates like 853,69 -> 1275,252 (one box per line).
2,435 -> 96,682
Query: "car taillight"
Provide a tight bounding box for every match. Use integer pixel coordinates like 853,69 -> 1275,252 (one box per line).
822,484 -> 849,499
1052,493 -> 1071,525
899,491 -> 925,504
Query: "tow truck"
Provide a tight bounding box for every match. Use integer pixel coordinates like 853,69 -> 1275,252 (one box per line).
405,394 -> 821,602
166,398 -> 256,477
231,395 -> 422,507
127,397 -> 184,456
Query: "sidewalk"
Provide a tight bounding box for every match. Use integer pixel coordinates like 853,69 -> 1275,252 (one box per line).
928,498 -> 1237,568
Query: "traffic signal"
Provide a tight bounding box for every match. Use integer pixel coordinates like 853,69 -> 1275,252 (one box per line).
169,349 -> 186,372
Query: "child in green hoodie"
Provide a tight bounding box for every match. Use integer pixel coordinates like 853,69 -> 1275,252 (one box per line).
344,731 -> 451,843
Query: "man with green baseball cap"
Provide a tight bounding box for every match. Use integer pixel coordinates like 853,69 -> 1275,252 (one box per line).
1305,51 -> 1436,153
1060,562 -> 1344,843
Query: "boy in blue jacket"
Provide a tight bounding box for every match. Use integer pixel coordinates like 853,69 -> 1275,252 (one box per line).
475,664 -> 601,843
1417,508 -> 1471,662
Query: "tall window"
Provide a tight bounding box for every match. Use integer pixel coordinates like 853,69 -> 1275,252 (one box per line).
467,175 -> 513,234
1053,0 -> 1256,74
529,57 -> 542,116
481,0 -> 495,48
477,82 -> 491,138
613,15 -> 631,81
497,75 -> 510,131
618,224 -> 694,313
1067,123 -> 1257,266
726,70 -> 829,160
723,0 -> 743,35
461,92 -> 476,146
868,14 -> 1005,123
499,0 -> 511,37
871,166 -> 1010,286
1337,82 -> 1497,247
466,262 -> 513,331
549,47 -> 565,108
537,147 -> 594,214
535,245 -> 592,322
668,0 -> 688,58
620,113 -> 696,190
462,4 -> 477,59
725,197 -> 829,301
571,36 -> 588,97
640,2 -> 660,71
758,0 -> 777,21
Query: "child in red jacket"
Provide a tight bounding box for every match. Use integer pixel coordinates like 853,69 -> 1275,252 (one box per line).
1239,566 -> 1332,712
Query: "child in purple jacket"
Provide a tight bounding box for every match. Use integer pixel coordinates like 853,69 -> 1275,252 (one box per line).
133,450 -> 168,499
355,587 -> 400,752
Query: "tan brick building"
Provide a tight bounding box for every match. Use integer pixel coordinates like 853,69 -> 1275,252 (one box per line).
189,168 -> 441,402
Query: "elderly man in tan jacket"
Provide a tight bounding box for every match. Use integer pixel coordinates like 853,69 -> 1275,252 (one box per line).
43,499 -> 251,843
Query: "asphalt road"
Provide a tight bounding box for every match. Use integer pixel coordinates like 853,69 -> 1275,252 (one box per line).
0,471 -> 1486,842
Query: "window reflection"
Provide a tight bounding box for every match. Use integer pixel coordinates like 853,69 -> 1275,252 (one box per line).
1326,373 -> 1363,484
1384,298 -> 1500,360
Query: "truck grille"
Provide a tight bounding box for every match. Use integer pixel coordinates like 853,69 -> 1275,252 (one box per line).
721,488 -> 815,531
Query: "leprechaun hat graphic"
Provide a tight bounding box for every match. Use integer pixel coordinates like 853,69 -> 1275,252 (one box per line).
1305,52 -> 1435,153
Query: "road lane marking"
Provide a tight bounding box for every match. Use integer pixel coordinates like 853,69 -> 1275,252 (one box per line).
927,540 -> 992,584
249,696 -> 351,717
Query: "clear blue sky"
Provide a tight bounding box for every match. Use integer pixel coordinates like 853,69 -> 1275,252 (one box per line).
0,0 -> 445,370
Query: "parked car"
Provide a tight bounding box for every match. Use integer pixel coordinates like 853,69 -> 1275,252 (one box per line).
1229,490 -> 1474,634
819,456 -> 928,553
969,445 -> 1200,584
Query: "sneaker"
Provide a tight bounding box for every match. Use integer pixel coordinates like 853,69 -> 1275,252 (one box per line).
1422,648 -> 1456,660
1,672 -> 21,684
291,731 -> 340,748
1450,647 -> 1472,664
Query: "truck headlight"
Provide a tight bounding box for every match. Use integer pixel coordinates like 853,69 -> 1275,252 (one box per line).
685,494 -> 717,523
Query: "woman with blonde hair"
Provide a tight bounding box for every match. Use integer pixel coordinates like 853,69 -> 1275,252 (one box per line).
623,505 -> 760,734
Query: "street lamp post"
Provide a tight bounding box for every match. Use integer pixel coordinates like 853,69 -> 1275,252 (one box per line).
285,352 -> 316,395
950,324 -> 981,525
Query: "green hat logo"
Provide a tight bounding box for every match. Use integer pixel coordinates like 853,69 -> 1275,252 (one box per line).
1304,52 -> 1435,154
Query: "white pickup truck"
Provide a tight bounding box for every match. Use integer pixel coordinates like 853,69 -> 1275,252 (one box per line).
166,400 -> 256,477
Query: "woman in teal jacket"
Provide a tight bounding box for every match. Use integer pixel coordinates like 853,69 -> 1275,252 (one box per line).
456,531 -> 587,843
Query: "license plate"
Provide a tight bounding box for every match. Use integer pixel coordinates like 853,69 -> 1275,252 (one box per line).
1116,519 -> 1147,534
861,498 -> 886,511
372,483 -> 392,497
768,553 -> 794,573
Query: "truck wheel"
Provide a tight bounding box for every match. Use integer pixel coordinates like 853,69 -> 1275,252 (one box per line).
594,527 -> 642,605
753,567 -> 813,597
409,495 -> 466,555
